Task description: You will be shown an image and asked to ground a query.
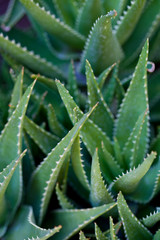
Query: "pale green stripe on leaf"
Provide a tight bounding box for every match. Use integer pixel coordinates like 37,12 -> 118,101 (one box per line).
75,0 -> 102,36
86,60 -> 114,138
95,223 -> 108,240
110,217 -> 117,240
112,152 -> 156,194
80,11 -> 124,75
27,105 -> 96,224
142,209 -> 160,228
47,104 -> 66,138
114,0 -> 146,45
49,203 -> 116,240
123,110 -> 148,169
114,40 -> 149,150
97,63 -> 116,89
4,206 -> 61,240
53,0 -> 77,27
0,33 -> 65,80
23,116 -> 60,155
20,0 -> 85,49
8,68 -> 23,118
71,134 -> 90,191
90,149 -> 114,207
56,80 -> 113,156
117,192 -> 152,240
56,184 -> 74,209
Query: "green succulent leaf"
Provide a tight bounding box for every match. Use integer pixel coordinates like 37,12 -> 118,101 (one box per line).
53,0 -> 77,27
75,0 -> 102,36
47,104 -> 66,138
90,148 -> 114,207
0,33 -> 65,80
8,68 -> 23,118
4,206 -> 61,240
123,0 -> 160,64
71,134 -> 90,191
68,61 -> 79,105
117,192 -> 152,240
80,11 -> 124,75
1,0 -> 25,29
95,223 -> 108,240
110,216 -> 117,240
79,231 -> 88,240
113,137 -> 125,169
0,80 -> 35,222
0,150 -> 26,237
86,60 -> 114,138
114,40 -> 149,152
56,80 -> 113,156
48,203 -> 116,240
123,110 -> 148,168
27,105 -> 97,224
142,209 -> 160,228
97,63 -> 116,89
111,152 -> 156,194
23,116 -> 60,155
154,229 -> 160,240
19,0 -> 85,49
56,184 -> 75,209
114,0 -> 146,45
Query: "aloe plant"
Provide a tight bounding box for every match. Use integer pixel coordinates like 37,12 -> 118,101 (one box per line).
0,0 -> 160,239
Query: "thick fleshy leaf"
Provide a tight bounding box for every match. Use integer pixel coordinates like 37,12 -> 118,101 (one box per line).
111,152 -> 156,194
19,0 -> 85,49
80,11 -> 123,75
127,158 -> 160,203
117,192 -> 152,240
47,104 -> 66,138
8,68 -> 23,118
123,110 -> 147,168
27,105 -> 97,224
86,60 -> 114,138
101,143 -> 123,182
95,223 -> 108,240
71,134 -> 90,191
114,0 -> 146,45
97,63 -> 116,89
4,206 -> 61,240
53,0 -> 77,27
90,149 -> 114,207
56,184 -> 74,209
0,150 -> 26,237
0,33 -> 65,80
142,209 -> 160,228
56,80 -> 113,156
123,0 -> 160,64
154,229 -> 160,240
114,40 -> 149,151
1,0 -> 25,29
48,203 -> 116,240
23,116 -> 59,155
0,80 -> 35,222
75,0 -> 102,36
110,217 -> 117,240
67,61 -> 79,105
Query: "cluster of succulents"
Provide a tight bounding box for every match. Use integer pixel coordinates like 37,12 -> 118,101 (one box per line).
0,0 -> 160,239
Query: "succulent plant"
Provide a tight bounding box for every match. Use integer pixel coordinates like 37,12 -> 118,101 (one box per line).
0,0 -> 160,239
